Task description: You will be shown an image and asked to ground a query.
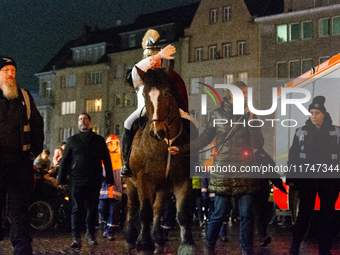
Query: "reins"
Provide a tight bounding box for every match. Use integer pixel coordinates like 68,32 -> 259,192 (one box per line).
179,114 -> 247,157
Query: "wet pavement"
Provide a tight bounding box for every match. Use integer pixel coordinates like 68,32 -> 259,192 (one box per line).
1,221 -> 340,255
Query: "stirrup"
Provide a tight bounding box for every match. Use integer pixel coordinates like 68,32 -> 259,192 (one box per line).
121,164 -> 132,177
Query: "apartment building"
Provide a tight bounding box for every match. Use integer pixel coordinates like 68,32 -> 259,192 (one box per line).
180,0 -> 282,160
35,3 -> 199,151
255,0 -> 340,152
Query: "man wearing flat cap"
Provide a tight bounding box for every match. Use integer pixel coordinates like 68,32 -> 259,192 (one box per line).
287,96 -> 340,255
0,56 -> 44,254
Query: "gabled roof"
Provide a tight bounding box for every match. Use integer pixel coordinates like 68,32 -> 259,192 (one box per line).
38,3 -> 199,74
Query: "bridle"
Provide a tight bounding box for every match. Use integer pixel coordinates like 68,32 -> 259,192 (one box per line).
148,90 -> 182,145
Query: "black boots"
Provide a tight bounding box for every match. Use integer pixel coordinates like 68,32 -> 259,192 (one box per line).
121,128 -> 133,177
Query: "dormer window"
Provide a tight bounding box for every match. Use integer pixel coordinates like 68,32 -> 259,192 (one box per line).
129,34 -> 136,47
71,43 -> 107,64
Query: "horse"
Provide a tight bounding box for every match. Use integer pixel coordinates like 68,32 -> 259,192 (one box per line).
123,67 -> 195,255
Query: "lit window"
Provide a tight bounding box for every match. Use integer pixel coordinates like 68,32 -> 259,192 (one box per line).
319,18 -> 330,37
190,78 -> 199,95
277,25 -> 287,43
332,16 -> 340,35
90,71 -> 102,85
302,21 -> 312,39
238,41 -> 246,56
289,60 -> 301,78
209,45 -> 217,60
223,6 -> 231,21
129,34 -> 136,47
210,8 -> 217,23
223,43 -> 231,58
302,59 -> 313,74
61,101 -> 76,115
195,48 -> 202,62
224,74 -> 233,84
289,23 -> 300,41
93,126 -> 100,134
86,99 -> 102,112
277,62 -> 287,80
124,93 -> 133,107
65,74 -> 76,88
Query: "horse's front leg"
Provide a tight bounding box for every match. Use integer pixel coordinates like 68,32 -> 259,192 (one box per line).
136,176 -> 155,254
123,179 -> 140,254
152,190 -> 169,254
173,179 -> 196,255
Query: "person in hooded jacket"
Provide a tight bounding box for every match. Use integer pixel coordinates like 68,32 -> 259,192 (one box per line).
287,96 -> 340,255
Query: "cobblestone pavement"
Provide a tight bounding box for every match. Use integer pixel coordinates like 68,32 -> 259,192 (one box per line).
1,222 -> 340,254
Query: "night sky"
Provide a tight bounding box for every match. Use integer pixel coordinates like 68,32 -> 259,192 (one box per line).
0,0 -> 200,93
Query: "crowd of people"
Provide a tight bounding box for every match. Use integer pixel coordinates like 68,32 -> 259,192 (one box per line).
1,31 -> 340,255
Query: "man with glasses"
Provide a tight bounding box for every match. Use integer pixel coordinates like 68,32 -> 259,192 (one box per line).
0,56 -> 44,255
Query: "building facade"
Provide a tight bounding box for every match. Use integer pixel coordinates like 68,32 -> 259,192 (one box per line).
36,0 -> 340,159
35,3 -> 199,152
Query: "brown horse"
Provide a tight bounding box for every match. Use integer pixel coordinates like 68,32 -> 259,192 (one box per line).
123,67 -> 195,255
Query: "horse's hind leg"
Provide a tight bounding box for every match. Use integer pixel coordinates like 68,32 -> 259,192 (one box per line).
152,190 -> 169,254
136,177 -> 155,254
123,179 -> 139,253
173,180 -> 196,255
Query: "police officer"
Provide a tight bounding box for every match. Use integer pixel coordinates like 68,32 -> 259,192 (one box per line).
287,96 -> 340,255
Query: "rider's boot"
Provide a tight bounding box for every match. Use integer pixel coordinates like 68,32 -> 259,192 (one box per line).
121,128 -> 133,177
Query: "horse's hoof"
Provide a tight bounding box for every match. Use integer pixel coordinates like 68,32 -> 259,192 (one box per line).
125,243 -> 136,255
178,244 -> 196,255
154,244 -> 164,254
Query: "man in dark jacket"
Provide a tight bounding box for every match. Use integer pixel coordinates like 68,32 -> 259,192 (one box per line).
287,96 -> 340,255
0,56 -> 44,255
58,113 -> 114,248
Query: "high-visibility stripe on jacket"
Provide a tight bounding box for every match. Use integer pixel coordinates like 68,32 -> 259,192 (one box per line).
20,88 -> 31,152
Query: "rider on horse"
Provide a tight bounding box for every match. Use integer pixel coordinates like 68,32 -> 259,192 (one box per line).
121,29 -> 192,177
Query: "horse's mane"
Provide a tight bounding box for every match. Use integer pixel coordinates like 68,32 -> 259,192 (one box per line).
143,68 -> 183,109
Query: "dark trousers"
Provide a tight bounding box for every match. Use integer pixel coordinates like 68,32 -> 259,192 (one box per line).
0,160 -> 34,255
70,185 -> 101,238
254,190 -> 269,239
291,184 -> 339,254
98,198 -> 122,236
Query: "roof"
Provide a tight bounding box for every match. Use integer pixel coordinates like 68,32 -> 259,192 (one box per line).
38,3 -> 199,73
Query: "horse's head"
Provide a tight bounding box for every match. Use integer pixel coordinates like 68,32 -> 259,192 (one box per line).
136,66 -> 181,142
